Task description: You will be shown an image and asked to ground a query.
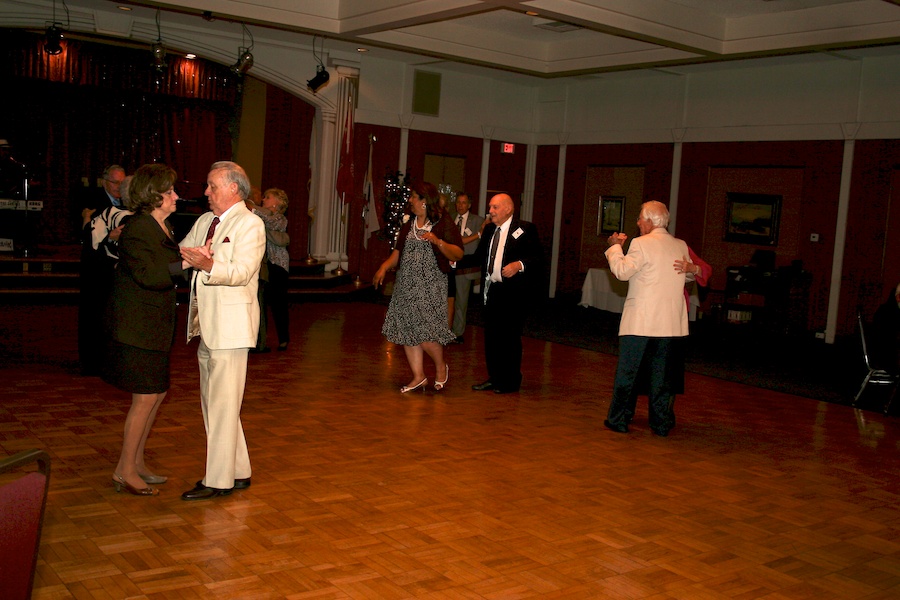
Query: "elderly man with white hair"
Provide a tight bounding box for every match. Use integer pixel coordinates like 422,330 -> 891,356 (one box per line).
603,200 -> 690,437
179,161 -> 266,500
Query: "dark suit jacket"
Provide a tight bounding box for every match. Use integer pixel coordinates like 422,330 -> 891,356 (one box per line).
107,213 -> 182,352
81,186 -> 118,224
459,217 -> 543,301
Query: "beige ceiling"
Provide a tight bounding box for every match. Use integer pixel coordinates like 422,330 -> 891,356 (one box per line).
120,0 -> 900,77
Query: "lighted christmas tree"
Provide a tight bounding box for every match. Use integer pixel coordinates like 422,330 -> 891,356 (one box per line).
381,170 -> 410,247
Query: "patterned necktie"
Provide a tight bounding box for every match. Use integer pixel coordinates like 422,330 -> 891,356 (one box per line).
204,216 -> 220,244
456,214 -> 463,232
488,227 -> 501,278
190,216 -> 219,342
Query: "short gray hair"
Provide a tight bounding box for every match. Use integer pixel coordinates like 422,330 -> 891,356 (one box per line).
103,165 -> 125,181
640,200 -> 669,229
210,161 -> 250,201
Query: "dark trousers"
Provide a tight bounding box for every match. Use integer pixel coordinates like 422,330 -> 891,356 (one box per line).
78,252 -> 113,375
607,336 -> 675,431
266,264 -> 290,345
483,281 -> 525,391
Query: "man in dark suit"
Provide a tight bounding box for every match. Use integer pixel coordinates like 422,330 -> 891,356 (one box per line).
461,193 -> 543,394
81,165 -> 126,228
78,164 -> 127,375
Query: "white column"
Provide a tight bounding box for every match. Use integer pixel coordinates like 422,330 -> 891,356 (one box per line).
668,129 -> 685,234
825,127 -> 858,344
825,59 -> 863,343
311,67 -> 358,270
478,130 -> 492,215
311,107 -> 337,260
398,114 -> 413,178
521,142 -> 537,222
549,136 -> 568,298
331,70 -> 358,270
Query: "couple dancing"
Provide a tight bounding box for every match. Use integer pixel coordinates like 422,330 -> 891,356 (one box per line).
374,183 -> 542,395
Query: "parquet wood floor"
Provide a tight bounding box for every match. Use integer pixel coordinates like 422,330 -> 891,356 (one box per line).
1,302 -> 899,599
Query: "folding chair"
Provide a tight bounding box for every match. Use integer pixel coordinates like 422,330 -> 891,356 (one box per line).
0,449 -> 51,600
853,312 -> 899,412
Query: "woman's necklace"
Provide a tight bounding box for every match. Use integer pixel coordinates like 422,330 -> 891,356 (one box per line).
412,218 -> 431,241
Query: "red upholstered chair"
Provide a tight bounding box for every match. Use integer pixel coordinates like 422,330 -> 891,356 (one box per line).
0,449 -> 51,600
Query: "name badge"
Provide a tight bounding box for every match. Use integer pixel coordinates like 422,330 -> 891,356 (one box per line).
463,227 -> 472,236
512,227 -> 524,239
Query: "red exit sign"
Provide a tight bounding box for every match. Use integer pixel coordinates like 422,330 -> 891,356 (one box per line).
501,142 -> 515,154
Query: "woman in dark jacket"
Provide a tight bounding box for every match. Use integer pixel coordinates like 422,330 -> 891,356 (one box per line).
103,163 -> 184,496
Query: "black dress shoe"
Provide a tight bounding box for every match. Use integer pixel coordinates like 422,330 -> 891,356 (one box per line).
603,419 -> 629,434
493,387 -> 520,394
195,478 -> 251,490
472,380 -> 494,391
650,427 -> 669,437
182,484 -> 234,501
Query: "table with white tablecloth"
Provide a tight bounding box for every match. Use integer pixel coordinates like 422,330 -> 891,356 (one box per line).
579,268 -> 701,320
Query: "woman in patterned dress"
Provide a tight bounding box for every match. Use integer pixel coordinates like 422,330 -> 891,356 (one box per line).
374,181 -> 464,393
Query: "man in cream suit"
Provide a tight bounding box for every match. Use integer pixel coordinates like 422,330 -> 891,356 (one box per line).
603,201 -> 689,437
179,161 -> 266,500
451,192 -> 485,343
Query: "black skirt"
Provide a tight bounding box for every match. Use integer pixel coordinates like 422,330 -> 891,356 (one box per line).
102,339 -> 171,394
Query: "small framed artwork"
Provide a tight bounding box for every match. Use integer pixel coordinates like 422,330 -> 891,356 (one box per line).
724,192 -> 781,246
598,196 -> 625,235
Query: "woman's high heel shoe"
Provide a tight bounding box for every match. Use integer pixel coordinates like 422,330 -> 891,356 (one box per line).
400,378 -> 428,393
113,473 -> 159,496
434,365 -> 449,391
139,473 -> 168,485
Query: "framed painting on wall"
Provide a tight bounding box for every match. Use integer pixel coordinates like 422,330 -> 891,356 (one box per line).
598,196 -> 625,235
724,192 -> 781,245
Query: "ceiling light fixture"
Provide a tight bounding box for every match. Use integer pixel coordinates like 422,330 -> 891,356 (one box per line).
230,23 -> 254,76
307,35 -> 330,93
44,25 -> 63,55
44,0 -> 69,55
151,8 -> 167,73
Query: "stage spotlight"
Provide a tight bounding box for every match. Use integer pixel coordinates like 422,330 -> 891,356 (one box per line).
44,25 -> 63,55
230,48 -> 254,76
307,65 -> 329,93
229,23 -> 254,77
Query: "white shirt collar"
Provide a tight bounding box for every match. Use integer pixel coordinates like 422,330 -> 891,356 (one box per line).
216,201 -> 243,222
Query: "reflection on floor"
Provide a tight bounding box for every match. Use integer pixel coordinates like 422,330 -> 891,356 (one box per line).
1,302 -> 898,598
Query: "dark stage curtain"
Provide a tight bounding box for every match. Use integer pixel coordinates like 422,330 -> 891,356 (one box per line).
0,29 -> 237,244
262,85 -> 315,260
